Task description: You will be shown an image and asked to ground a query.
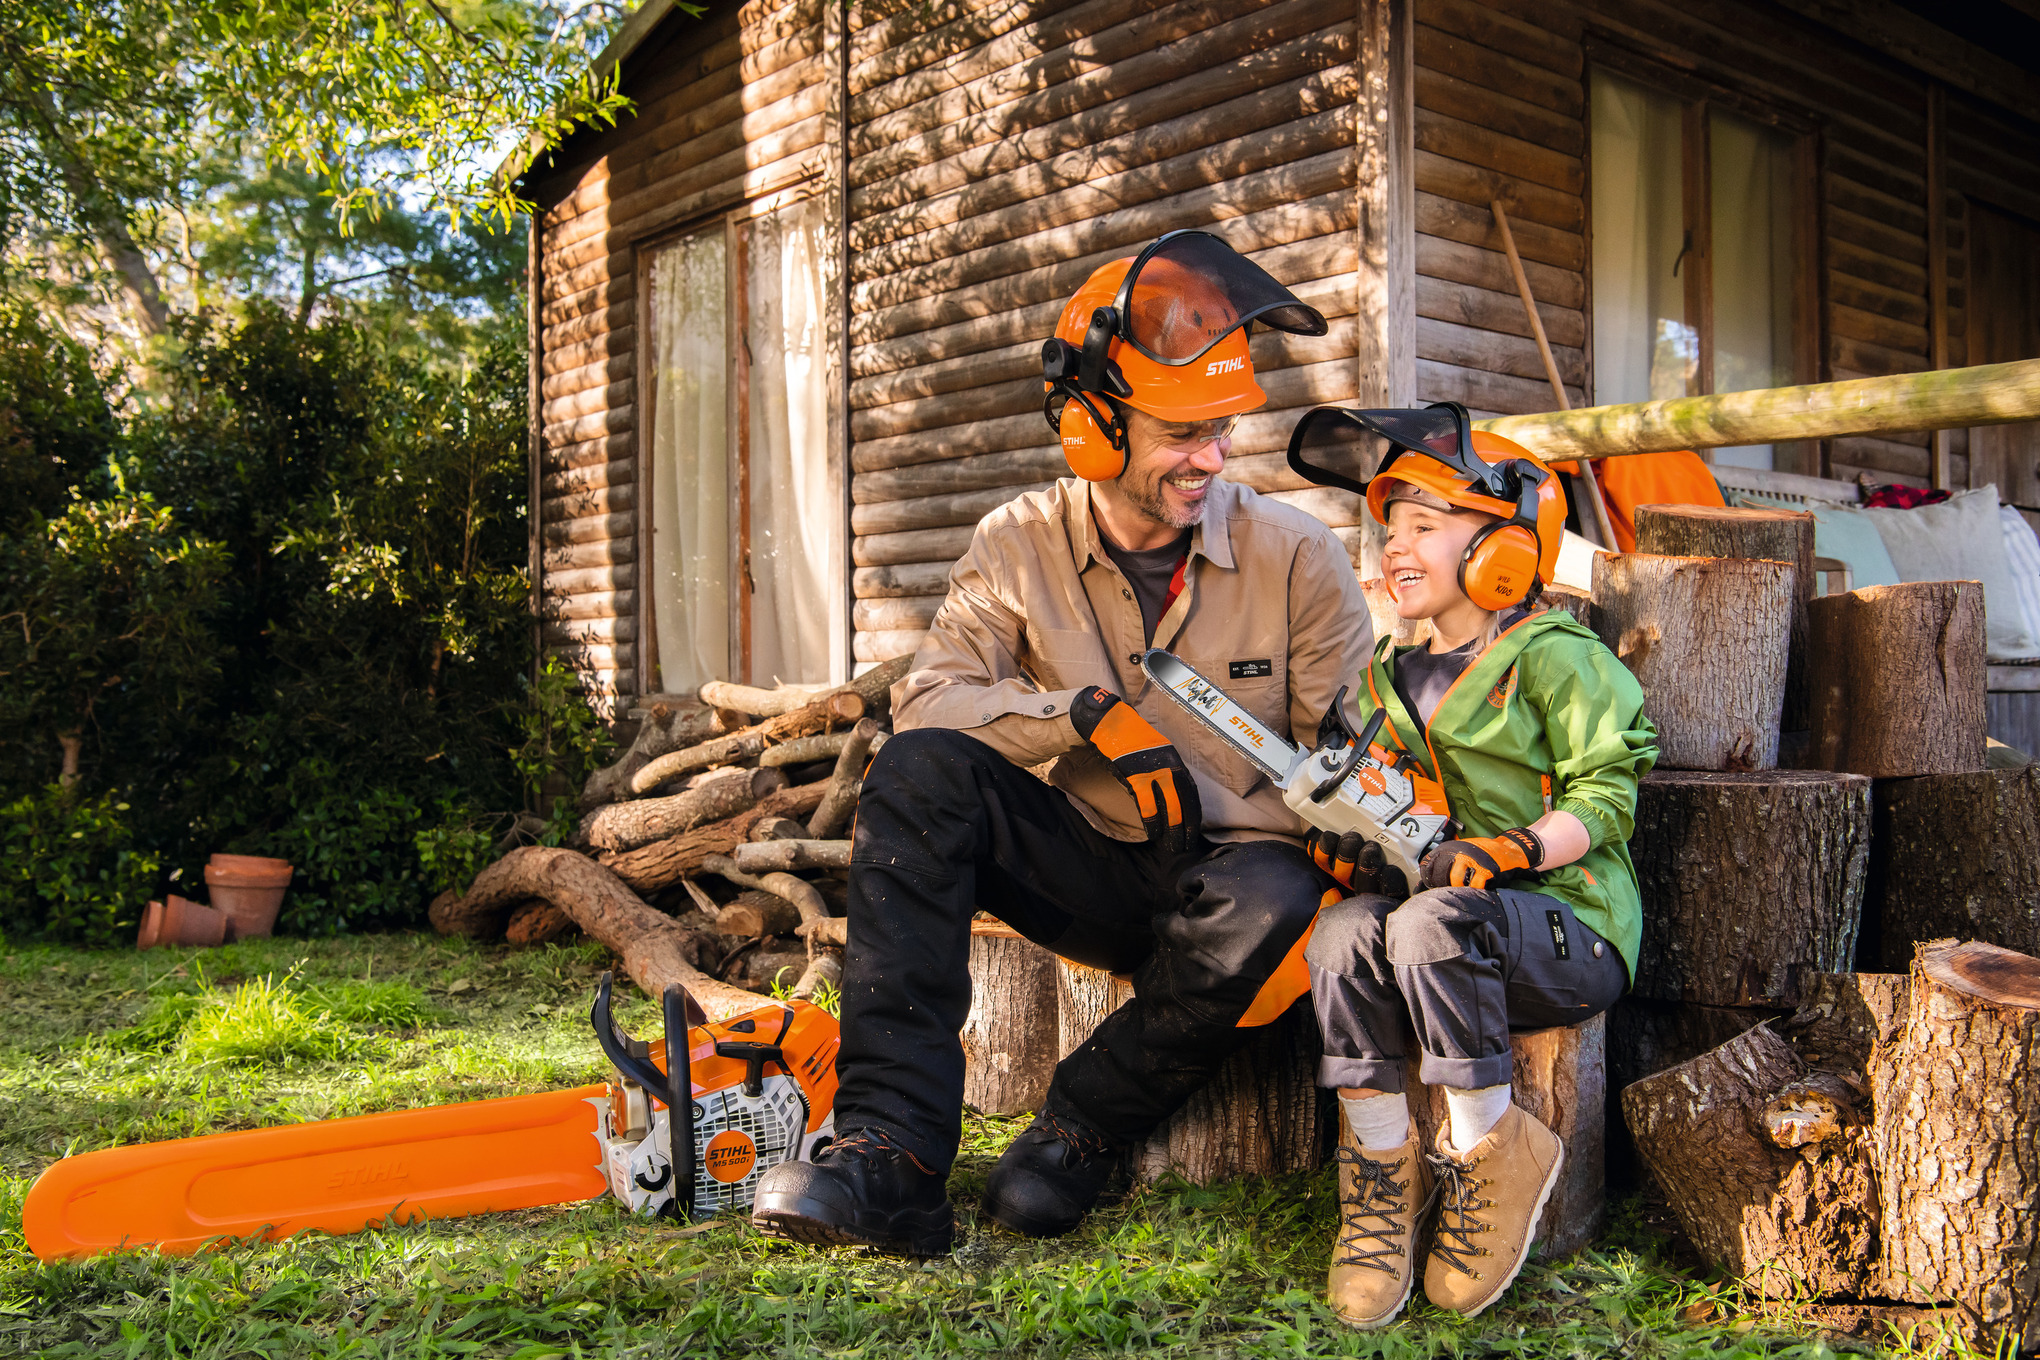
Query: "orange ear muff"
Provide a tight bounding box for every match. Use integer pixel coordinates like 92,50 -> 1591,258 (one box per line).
1058,388 -> 1128,481
1458,522 -> 1542,611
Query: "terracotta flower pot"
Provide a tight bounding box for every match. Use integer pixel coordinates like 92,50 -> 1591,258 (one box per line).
208,853 -> 291,876
204,859 -> 292,938
138,895 -> 229,949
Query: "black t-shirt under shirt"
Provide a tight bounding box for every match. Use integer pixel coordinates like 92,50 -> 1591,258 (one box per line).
1100,529 -> 1191,643
1391,607 -> 1529,728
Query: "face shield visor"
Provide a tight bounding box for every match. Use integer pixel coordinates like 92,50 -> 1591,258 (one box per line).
1284,401 -> 1521,503
1106,230 -> 1328,367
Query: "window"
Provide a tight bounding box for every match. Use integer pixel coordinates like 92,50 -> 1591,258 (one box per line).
1590,68 -> 1808,469
644,195 -> 841,692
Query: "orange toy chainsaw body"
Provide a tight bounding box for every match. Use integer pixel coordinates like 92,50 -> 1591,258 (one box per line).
23,975 -> 840,1261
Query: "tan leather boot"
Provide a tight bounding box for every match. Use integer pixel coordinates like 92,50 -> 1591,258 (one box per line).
1326,1115 -> 1431,1330
1421,1104 -> 1563,1319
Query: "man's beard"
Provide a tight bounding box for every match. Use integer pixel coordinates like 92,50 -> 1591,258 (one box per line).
1117,462 -> 1210,530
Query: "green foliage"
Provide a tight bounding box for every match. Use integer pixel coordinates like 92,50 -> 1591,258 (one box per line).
0,305 -> 123,530
0,786 -> 160,947
513,656 -> 615,842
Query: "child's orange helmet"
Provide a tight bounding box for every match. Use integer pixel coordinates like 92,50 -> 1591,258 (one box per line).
1042,231 -> 1327,480
1285,403 -> 1568,610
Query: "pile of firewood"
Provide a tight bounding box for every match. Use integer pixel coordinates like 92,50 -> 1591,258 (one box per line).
428,655 -> 911,1021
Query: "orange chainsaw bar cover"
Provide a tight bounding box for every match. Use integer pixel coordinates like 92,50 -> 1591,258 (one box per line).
23,1084 -> 609,1261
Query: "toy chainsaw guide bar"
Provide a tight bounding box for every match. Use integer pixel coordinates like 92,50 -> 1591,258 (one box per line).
21,974 -> 839,1261
1141,648 -> 1452,882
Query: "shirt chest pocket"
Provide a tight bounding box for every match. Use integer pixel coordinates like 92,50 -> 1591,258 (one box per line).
1169,654 -> 1289,797
1027,627 -> 1104,690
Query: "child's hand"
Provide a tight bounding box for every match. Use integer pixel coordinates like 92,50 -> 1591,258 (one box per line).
1417,828 -> 1544,891
1305,828 -> 1389,895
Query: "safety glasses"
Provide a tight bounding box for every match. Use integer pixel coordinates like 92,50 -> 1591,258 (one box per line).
1153,413 -> 1241,454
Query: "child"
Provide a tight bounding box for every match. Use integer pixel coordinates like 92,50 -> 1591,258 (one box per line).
1288,407 -> 1657,1328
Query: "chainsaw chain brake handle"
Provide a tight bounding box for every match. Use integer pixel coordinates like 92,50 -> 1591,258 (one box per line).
1306,686 -> 1389,805
589,972 -> 668,1095
589,972 -> 707,1220
714,1006 -> 796,1098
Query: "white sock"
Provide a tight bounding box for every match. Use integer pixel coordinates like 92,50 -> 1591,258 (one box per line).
1444,1084 -> 1512,1156
1339,1092 -> 1412,1152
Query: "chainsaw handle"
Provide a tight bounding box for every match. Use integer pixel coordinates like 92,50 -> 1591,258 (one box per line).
589,972 -> 668,1096
663,986 -> 696,1221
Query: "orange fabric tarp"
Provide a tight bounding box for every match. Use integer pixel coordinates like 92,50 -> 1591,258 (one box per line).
1557,450 -> 1725,551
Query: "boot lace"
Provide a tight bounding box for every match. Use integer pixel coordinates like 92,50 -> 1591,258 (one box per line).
824,1126 -> 933,1174
1333,1146 -> 1414,1274
1039,1112 -> 1115,1166
1423,1149 -> 1493,1279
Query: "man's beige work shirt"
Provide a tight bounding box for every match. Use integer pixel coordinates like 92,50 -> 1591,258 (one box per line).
893,476 -> 1374,844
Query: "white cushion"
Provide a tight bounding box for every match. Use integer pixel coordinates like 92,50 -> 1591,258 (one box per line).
1805,501 -> 1902,591
1865,485 -> 2040,662
1998,506 -> 2040,658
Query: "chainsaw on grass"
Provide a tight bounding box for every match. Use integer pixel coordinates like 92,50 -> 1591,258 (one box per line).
22,974 -> 839,1261
1141,647 -> 1453,884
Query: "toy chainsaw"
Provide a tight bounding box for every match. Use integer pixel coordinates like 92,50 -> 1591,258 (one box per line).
1142,648 -> 1452,883
21,974 -> 839,1260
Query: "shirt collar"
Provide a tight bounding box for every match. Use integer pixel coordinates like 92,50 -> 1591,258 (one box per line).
1066,476 -> 1239,572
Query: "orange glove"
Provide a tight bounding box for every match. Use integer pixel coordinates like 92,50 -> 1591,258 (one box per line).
1417,827 -> 1544,891
1305,828 -> 1400,897
1069,688 -> 1203,854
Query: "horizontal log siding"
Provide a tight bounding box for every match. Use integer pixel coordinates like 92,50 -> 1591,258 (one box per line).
528,0 -> 832,697
845,0 -> 1361,659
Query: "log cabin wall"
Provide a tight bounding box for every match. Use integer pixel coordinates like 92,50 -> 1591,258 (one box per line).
841,0 -> 1366,665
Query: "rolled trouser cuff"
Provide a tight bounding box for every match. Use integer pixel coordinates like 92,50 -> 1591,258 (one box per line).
1413,1048 -> 1513,1092
1317,1055 -> 1408,1093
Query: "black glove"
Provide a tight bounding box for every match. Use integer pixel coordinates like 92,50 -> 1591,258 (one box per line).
1304,829 -> 1408,900
1069,687 -> 1203,854
1417,827 -> 1544,891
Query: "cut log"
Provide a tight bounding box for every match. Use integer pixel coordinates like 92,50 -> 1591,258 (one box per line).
715,889 -> 803,940
1807,582 -> 1987,778
578,700 -> 720,812
1056,958 -> 1134,1061
1134,1000 -> 1331,1185
577,766 -> 787,853
1779,971 -> 1911,1081
631,693 -> 866,792
697,679 -> 837,716
748,816 -> 812,842
1874,940 -> 2040,1334
505,899 -> 575,945
790,949 -> 842,1001
598,782 -> 830,892
732,839 -> 853,873
426,846 -> 760,1019
808,718 -> 880,839
1622,1023 -> 1882,1298
963,928 -> 1059,1115
1633,504 -> 1815,729
758,732 -> 851,768
1606,997 -> 1787,1094
1869,766 -> 2040,968
698,853 -> 828,933
1591,552 -> 1795,770
1411,1015 -> 1606,1260
1630,770 -> 1872,1007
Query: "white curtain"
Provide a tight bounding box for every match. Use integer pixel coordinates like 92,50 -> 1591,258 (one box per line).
745,195 -> 840,685
648,230 -> 730,693
1709,108 -> 1796,469
1592,70 -> 1691,411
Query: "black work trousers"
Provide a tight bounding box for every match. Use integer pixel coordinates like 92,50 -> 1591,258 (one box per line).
836,727 -> 1332,1171
1306,886 -> 1629,1093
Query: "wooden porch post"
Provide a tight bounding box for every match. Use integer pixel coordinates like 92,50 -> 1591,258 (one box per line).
1354,0 -> 1413,577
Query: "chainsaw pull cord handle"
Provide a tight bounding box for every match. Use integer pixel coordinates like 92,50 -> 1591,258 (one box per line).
662,985 -> 696,1221
713,1006 -> 797,1099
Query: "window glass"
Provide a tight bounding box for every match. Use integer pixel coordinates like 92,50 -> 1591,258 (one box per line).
648,229 -> 730,692
1591,70 -> 1690,406
1709,107 -> 1797,468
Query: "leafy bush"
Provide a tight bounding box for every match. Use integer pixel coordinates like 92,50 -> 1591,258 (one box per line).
0,786 -> 161,947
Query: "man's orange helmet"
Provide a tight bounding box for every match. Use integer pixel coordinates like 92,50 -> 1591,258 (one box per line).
1042,231 -> 1327,480
1285,403 -> 1568,610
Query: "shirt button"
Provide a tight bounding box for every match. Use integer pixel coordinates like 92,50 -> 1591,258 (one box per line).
1042,704 -> 1054,714
1128,653 -> 1140,665
981,713 -> 992,722
1122,589 -> 1132,600
1592,941 -> 1604,958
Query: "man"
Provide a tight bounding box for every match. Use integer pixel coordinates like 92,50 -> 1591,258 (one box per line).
753,231 -> 1374,1256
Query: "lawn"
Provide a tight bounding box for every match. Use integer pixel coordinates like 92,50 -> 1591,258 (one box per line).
0,933 -> 1981,1358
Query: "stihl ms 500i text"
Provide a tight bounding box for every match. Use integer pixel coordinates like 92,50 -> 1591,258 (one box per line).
1141,648 -> 1452,884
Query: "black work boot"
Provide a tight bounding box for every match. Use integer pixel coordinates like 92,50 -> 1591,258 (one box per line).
983,1107 -> 1125,1237
751,1127 -> 955,1257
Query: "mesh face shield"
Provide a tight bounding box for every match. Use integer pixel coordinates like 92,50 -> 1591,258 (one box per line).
1284,402 -> 1516,500
1112,231 -> 1328,365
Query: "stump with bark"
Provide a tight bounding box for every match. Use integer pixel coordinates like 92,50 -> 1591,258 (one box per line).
1875,940 -> 2040,1337
1870,766 -> 2040,968
1410,1014 -> 1607,1259
962,923 -> 1059,1115
1630,770 -> 1872,1006
1135,1000 -> 1332,1185
1055,958 -> 1134,1061
1592,552 -> 1795,770
1807,582 -> 1987,778
1634,503 -> 1815,728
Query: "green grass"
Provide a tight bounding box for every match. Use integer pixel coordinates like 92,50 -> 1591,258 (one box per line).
0,933 -> 1991,1358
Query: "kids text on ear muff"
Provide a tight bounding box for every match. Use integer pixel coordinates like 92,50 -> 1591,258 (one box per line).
1282,401 -> 1569,609
1040,230 -> 1330,482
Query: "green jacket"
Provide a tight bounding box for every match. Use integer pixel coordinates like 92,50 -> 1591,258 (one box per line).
1363,610 -> 1659,979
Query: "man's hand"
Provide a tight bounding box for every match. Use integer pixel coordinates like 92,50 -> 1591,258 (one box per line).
1069,688 -> 1203,853
1417,827 -> 1544,891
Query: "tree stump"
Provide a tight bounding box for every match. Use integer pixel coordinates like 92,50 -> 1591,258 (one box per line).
1807,582 -> 1987,778
1410,1015 -> 1607,1260
1634,503 -> 1815,729
1592,553 -> 1795,770
1134,1000 -> 1331,1185
1874,940 -> 2040,1337
1870,766 -> 2040,968
1055,958 -> 1135,1060
1622,1022 -> 1883,1298
963,924 -> 1059,1115
1631,770 -> 1872,1007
